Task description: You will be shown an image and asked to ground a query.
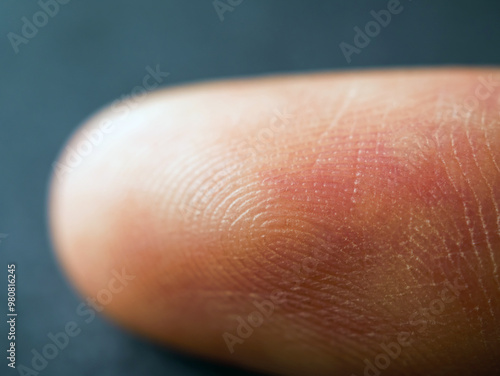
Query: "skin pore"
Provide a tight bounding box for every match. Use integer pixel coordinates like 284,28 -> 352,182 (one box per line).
50,69 -> 500,376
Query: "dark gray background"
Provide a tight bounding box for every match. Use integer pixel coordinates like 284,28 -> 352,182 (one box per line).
1,1 -> 499,375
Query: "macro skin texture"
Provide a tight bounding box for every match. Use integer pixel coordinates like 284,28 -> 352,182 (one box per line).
50,69 -> 500,376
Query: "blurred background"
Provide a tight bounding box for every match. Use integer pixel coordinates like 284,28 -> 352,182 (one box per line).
1,1 -> 500,375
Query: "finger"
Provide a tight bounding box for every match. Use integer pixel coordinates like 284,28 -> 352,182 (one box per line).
50,69 -> 500,376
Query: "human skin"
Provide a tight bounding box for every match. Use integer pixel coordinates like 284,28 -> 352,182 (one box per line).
50,69 -> 500,376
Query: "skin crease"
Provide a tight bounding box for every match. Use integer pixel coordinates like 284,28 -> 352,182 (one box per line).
50,69 -> 500,376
